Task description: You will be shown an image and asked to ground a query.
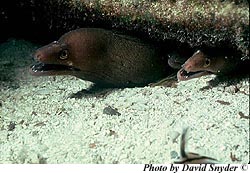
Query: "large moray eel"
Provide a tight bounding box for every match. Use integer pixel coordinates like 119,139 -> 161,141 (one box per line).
30,28 -> 170,87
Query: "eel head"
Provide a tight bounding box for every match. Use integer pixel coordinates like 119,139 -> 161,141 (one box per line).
30,41 -> 80,76
177,50 -> 225,81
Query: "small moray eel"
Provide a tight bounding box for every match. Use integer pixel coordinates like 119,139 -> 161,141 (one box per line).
30,28 -> 169,87
174,128 -> 218,164
167,52 -> 187,69
177,50 -> 235,81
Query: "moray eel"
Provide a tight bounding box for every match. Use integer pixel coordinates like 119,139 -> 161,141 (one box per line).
177,50 -> 234,81
174,128 -> 218,164
30,28 -> 169,87
167,52 -> 187,69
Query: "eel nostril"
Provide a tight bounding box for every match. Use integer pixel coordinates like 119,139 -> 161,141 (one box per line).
185,64 -> 191,70
34,52 -> 42,61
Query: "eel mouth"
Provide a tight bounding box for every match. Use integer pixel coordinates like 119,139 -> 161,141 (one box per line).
30,63 -> 80,76
177,68 -> 212,81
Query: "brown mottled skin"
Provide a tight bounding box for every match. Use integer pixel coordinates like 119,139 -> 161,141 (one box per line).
30,28 -> 169,87
176,50 -> 236,81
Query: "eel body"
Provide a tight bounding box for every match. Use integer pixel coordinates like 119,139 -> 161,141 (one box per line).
176,50 -> 235,81
30,28 -> 169,87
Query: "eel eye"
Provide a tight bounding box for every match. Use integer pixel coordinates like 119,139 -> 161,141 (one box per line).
59,49 -> 68,60
204,58 -> 210,67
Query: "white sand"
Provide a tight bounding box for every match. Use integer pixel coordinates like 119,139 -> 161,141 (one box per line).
0,39 -> 249,163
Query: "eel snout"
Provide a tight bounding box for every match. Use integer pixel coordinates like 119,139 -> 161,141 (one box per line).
177,50 -> 213,81
30,42 -> 80,76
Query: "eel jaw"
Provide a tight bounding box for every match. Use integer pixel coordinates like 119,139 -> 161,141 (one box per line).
29,63 -> 80,76
177,68 -> 212,81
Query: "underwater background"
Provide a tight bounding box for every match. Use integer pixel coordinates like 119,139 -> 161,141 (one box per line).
0,0 -> 249,163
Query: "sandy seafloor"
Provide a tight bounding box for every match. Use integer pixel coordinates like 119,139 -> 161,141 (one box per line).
0,39 -> 249,164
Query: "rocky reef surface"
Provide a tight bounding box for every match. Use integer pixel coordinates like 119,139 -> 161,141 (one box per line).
1,0 -> 249,61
